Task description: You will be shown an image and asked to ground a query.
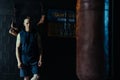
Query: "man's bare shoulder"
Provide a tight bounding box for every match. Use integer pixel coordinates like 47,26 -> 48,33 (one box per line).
16,33 -> 20,39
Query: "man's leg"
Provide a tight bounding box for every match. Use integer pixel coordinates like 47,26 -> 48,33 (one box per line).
20,64 -> 31,80
31,62 -> 40,80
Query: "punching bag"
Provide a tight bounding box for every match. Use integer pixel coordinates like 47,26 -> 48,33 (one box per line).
76,0 -> 105,80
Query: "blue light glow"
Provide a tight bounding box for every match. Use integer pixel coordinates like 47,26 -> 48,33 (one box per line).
104,0 -> 109,77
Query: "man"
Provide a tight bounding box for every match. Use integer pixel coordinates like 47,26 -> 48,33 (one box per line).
16,17 -> 42,80
9,0 -> 46,36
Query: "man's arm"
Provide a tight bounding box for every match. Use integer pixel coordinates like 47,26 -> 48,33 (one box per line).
9,22 -> 19,37
37,15 -> 45,25
37,33 -> 43,67
16,33 -> 22,68
37,1 -> 46,25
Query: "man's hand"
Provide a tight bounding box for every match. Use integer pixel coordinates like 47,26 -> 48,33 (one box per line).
38,60 -> 42,67
18,62 -> 23,69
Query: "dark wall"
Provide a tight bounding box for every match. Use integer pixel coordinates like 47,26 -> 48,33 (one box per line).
41,0 -> 77,79
0,0 -> 14,15
0,0 -> 20,80
44,0 -> 76,10
41,37 -> 77,80
0,15 -> 20,79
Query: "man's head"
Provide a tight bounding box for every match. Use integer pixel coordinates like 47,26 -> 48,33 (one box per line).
23,17 -> 31,31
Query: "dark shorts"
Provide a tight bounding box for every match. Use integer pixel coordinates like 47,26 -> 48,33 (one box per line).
20,62 -> 39,77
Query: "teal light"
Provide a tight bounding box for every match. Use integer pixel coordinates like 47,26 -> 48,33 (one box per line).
104,0 -> 109,77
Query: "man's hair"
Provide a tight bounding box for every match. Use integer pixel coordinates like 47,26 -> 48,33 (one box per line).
24,16 -> 30,20
23,16 -> 31,23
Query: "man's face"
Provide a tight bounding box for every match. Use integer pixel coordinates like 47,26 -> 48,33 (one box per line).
23,18 -> 31,30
